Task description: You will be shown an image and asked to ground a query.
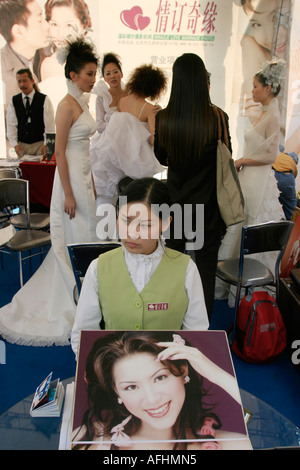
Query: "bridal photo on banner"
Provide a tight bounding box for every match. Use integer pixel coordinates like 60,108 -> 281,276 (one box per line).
1,0 -> 299,187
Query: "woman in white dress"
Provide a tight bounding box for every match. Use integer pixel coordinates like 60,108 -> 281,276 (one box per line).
216,59 -> 286,301
92,53 -> 126,135
89,53 -> 126,203
0,38 -> 99,346
92,64 -> 167,213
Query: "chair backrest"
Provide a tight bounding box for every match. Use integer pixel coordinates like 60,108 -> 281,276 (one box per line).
0,179 -> 30,225
68,241 -> 121,294
0,178 -> 30,227
242,221 -> 294,256
239,221 -> 294,303
0,168 -> 17,179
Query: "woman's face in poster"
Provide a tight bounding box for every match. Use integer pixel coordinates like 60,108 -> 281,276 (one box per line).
48,6 -> 85,47
247,0 -> 277,52
247,0 -> 288,57
113,352 -> 187,434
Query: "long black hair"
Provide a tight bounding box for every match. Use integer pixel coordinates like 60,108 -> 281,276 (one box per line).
156,53 -> 216,169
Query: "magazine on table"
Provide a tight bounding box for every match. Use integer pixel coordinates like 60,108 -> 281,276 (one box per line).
30,371 -> 64,417
68,330 -> 252,450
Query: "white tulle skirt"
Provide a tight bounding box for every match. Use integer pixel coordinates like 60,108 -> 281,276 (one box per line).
90,112 -> 163,202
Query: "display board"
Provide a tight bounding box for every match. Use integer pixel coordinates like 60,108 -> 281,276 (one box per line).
1,0 -> 299,188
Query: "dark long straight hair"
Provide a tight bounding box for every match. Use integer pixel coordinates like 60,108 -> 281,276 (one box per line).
156,53 -> 216,168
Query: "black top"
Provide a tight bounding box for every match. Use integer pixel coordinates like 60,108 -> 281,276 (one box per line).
154,106 -> 231,233
13,91 -> 46,144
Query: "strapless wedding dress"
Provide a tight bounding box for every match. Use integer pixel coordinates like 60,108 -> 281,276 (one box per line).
0,80 -> 99,346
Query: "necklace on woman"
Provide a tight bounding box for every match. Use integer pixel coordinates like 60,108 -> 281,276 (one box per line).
261,104 -> 269,112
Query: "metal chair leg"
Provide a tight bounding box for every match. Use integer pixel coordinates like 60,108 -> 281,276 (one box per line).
18,251 -> 23,287
231,281 -> 242,345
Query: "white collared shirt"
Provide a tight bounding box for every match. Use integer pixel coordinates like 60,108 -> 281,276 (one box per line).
71,243 -> 209,358
6,89 -> 55,147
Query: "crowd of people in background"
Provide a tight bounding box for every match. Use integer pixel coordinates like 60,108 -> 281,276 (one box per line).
0,0 -> 299,452
0,0 -> 298,352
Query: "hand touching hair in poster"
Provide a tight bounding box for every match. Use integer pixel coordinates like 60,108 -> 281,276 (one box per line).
40,0 -> 92,81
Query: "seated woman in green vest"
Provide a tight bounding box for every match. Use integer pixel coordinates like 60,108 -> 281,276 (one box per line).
71,178 -> 209,358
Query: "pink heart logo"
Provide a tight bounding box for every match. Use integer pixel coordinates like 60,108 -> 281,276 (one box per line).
136,14 -> 150,30
120,6 -> 150,31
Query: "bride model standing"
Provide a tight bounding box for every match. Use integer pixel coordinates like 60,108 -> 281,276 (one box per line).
89,52 -> 126,204
216,58 -> 286,300
0,38 -> 99,346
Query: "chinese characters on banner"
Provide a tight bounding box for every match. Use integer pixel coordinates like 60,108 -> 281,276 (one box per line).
154,0 -> 217,35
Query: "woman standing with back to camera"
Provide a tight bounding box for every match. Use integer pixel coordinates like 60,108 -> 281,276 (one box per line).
154,53 -> 231,319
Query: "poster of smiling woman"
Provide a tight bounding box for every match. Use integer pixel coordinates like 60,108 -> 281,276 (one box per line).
70,330 -> 252,450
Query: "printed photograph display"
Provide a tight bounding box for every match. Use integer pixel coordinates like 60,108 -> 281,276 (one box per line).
70,330 -> 252,450
280,207 -> 300,277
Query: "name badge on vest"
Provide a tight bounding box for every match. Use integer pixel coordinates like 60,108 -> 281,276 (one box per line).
147,303 -> 169,311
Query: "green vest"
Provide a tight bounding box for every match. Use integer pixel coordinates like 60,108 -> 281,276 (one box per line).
97,246 -> 189,330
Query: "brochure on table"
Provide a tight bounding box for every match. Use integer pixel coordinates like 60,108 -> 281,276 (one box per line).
30,371 -> 64,417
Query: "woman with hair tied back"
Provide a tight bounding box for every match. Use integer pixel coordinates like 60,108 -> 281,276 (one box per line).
89,52 -> 126,204
91,64 -> 167,212
92,52 -> 126,135
217,58 -> 286,295
154,53 -> 232,319
0,37 -> 100,346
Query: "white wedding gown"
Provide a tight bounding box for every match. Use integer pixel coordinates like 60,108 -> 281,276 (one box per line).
216,98 -> 284,302
0,80 -> 99,346
90,109 -> 164,205
89,80 -> 118,204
